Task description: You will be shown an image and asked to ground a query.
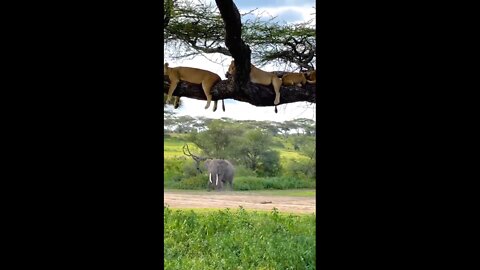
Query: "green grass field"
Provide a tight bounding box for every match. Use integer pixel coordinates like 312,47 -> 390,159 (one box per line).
164,207 -> 316,269
164,136 -> 202,159
164,188 -> 315,197
164,207 -> 314,216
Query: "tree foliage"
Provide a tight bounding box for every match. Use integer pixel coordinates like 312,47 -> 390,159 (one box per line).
165,111 -> 315,137
234,129 -> 280,176
188,119 -> 243,159
164,0 -> 316,71
186,119 -> 281,177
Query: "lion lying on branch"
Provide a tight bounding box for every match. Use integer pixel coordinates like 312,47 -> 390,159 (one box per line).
226,60 -> 281,106
164,63 -> 225,112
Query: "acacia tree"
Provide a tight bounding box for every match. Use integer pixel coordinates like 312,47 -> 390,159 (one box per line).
164,0 -> 315,70
234,129 -> 280,176
188,120 -> 281,177
188,119 -> 243,159
163,0 -> 316,109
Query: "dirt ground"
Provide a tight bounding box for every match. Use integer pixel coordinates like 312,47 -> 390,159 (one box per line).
164,191 -> 316,214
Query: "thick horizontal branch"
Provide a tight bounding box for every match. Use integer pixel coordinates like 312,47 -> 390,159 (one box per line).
164,75 -> 316,106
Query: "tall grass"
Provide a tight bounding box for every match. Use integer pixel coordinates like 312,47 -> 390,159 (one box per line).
164,175 -> 315,190
164,206 -> 316,269
234,176 -> 315,190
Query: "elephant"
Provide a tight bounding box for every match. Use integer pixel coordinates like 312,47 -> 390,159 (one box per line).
204,159 -> 235,191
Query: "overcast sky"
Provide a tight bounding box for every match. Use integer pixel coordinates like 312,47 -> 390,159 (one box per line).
164,0 -> 316,123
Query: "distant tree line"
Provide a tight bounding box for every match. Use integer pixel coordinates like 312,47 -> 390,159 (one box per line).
164,110 -> 316,137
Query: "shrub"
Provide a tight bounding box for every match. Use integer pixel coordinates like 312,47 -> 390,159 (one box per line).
282,159 -> 315,179
164,158 -> 187,176
233,176 -> 266,190
233,165 -> 256,177
176,175 -> 208,190
255,150 -> 281,177
233,176 -> 315,190
170,174 -> 183,182
182,160 -> 201,178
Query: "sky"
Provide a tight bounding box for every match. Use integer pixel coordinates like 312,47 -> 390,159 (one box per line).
164,0 -> 316,123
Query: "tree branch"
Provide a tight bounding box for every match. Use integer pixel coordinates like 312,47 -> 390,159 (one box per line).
215,0 -> 251,87
164,76 -> 316,106
163,0 -> 174,28
190,43 -> 231,56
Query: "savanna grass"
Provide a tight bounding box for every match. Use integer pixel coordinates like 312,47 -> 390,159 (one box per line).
164,175 -> 316,190
164,207 -> 316,269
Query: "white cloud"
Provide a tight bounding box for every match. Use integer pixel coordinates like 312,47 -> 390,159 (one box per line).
240,6 -> 315,24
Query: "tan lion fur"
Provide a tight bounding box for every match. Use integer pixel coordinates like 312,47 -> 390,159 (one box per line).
164,63 -> 221,110
227,60 -> 281,105
282,72 -> 307,87
306,70 -> 316,84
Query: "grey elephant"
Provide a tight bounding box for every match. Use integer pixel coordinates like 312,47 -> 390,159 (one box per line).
204,159 -> 235,191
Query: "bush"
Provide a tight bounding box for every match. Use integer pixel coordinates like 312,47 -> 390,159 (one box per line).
172,174 -> 184,182
234,176 -> 266,190
164,171 -> 182,181
165,173 -> 315,190
233,165 -> 256,177
164,158 -> 187,176
175,175 -> 208,190
282,159 -> 315,179
233,176 -> 315,191
183,160 -> 201,178
255,150 -> 281,177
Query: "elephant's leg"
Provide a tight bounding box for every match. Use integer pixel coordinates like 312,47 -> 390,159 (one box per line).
218,179 -> 224,191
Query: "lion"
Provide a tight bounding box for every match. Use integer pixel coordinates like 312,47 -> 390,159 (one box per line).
164,63 -> 222,111
226,60 -> 281,105
168,93 -> 225,112
282,72 -> 307,87
213,99 -> 225,112
305,70 -> 316,84
172,96 -> 181,109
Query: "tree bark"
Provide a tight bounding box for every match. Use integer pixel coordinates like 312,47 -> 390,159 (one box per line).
163,76 -> 316,106
215,0 -> 251,87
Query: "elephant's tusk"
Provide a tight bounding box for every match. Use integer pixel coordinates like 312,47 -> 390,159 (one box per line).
209,173 -> 212,183
216,174 -> 219,186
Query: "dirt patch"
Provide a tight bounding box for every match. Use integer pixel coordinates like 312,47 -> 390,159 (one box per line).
164,191 -> 316,214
